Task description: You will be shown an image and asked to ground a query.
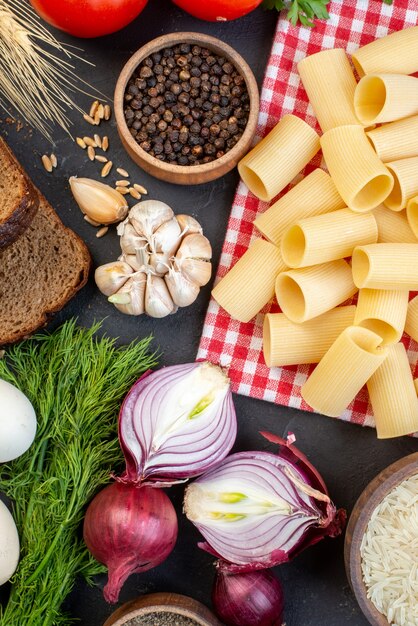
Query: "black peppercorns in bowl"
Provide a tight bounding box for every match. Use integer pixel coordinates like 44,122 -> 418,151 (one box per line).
114,33 -> 259,185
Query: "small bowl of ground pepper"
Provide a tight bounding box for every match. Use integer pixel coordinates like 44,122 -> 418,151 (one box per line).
103,592 -> 222,626
114,32 -> 259,185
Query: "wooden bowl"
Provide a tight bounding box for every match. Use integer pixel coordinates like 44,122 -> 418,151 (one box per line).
114,32 -> 259,185
103,592 -> 222,626
344,452 -> 418,626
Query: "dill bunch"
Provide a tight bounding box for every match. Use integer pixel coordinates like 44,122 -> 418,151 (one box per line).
0,0 -> 101,139
0,320 -> 158,626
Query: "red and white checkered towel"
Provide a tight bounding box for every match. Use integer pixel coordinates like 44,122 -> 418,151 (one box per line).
197,0 -> 418,429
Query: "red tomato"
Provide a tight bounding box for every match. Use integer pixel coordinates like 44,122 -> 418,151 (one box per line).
172,0 -> 263,21
29,0 -> 148,38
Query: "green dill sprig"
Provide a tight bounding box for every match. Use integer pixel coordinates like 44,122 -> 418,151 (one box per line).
263,0 -> 393,27
0,320 -> 158,626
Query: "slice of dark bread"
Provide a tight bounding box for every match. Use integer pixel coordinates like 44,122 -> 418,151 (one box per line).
0,137 -> 39,249
0,191 -> 91,345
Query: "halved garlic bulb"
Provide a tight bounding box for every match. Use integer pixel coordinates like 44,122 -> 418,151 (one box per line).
97,201 -> 212,318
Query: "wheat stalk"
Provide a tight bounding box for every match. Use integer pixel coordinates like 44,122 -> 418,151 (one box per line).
0,0 -> 104,140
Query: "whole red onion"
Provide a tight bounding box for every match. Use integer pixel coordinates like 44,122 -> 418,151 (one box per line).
212,568 -> 284,626
83,482 -> 178,603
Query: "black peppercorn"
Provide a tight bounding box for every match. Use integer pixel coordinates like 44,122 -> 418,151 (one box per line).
124,43 -> 250,166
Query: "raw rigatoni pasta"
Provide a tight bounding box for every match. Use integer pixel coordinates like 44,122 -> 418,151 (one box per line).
254,169 -> 345,246
352,26 -> 418,76
367,343 -> 418,438
352,243 -> 418,290
367,116 -> 418,162
404,295 -> 418,342
237,114 -> 320,202
354,74 -> 418,125
406,195 -> 418,238
373,205 -> 417,243
263,305 -> 356,367
212,239 -> 286,323
354,288 -> 409,345
297,49 -> 360,132
320,125 -> 393,213
281,208 -> 377,268
414,378 -> 418,395
384,157 -> 418,211
275,259 -> 357,323
301,326 -> 387,417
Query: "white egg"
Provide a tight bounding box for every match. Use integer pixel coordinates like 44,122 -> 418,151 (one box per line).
0,379 -> 37,463
0,499 -> 19,585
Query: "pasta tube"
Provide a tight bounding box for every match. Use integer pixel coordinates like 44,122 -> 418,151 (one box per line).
263,306 -> 356,367
320,125 -> 393,213
404,295 -> 418,343
275,259 -> 357,323
354,74 -> 418,125
406,195 -> 418,239
384,157 -> 418,211
352,26 -> 418,77
373,205 -> 417,244
367,343 -> 418,439
367,116 -> 418,162
254,169 -> 345,246
352,243 -> 418,290
212,239 -> 286,323
297,48 -> 360,132
354,288 -> 408,345
301,326 -> 387,418
238,115 -> 320,202
281,208 -> 377,268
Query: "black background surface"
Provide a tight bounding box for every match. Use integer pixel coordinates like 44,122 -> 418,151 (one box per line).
0,1 -> 417,625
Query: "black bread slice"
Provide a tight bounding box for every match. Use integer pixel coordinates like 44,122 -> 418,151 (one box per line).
0,191 -> 91,345
0,138 -> 39,249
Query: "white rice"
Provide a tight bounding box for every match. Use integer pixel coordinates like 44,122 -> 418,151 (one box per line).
360,474 -> 418,626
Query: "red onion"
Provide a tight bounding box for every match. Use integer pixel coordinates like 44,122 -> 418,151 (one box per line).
83,482 -> 177,603
212,568 -> 285,626
118,362 -> 236,486
184,433 -> 345,571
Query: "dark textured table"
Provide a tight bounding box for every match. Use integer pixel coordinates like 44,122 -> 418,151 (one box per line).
1,2 -> 417,625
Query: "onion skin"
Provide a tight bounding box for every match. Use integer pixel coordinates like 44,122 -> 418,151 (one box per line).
83,482 -> 178,603
212,568 -> 284,626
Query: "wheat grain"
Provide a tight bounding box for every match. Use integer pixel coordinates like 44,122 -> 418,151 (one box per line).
96,226 -> 109,238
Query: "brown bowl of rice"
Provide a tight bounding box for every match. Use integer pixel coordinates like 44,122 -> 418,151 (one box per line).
344,452 -> 418,626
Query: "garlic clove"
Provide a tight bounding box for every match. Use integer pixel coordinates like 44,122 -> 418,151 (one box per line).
165,267 -> 200,307
108,273 -> 146,315
129,200 -> 174,240
178,258 -> 212,287
176,214 -> 203,236
145,274 -> 175,318
120,223 -> 147,256
175,233 -> 212,262
149,252 -> 171,276
94,261 -> 133,296
151,217 -> 182,256
69,177 -> 128,225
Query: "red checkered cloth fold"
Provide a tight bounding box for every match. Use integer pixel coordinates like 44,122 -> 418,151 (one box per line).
197,0 -> 418,429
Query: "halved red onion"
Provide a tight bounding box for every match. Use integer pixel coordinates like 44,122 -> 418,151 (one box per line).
118,362 -> 237,486
184,434 -> 345,571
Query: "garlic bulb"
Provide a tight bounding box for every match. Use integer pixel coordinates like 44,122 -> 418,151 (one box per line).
94,261 -> 133,296
96,200 -> 212,318
145,274 -> 175,318
70,177 -> 128,224
108,273 -> 147,315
